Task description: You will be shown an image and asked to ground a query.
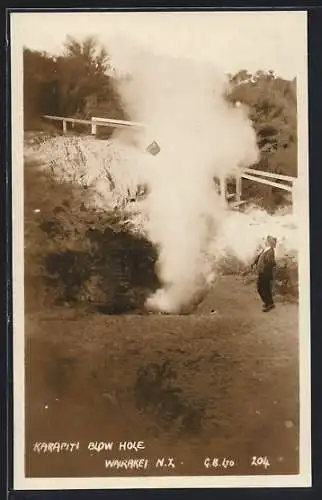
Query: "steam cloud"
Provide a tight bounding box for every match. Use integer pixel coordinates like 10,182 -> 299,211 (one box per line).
109,42 -> 259,313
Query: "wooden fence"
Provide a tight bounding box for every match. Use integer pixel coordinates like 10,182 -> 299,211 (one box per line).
219,167 -> 295,208
42,114 -> 297,210
43,114 -> 144,135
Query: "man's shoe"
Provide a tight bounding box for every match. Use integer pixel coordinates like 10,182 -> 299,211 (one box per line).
264,304 -> 275,312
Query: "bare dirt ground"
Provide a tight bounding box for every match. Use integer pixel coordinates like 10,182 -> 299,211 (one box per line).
25,273 -> 299,478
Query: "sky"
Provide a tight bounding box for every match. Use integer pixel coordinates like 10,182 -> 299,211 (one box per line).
11,11 -> 307,79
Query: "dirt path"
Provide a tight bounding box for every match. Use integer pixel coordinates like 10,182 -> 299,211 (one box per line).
25,274 -> 299,478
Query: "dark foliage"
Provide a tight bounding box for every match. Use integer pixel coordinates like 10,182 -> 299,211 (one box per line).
227,70 -> 297,210
23,36 -> 126,130
24,158 -> 159,313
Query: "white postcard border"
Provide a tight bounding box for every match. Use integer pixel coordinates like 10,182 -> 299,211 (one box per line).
10,10 -> 311,490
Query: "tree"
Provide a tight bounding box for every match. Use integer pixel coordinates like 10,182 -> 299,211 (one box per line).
227,70 -> 297,209
55,35 -> 124,118
23,48 -> 59,128
23,36 -> 126,129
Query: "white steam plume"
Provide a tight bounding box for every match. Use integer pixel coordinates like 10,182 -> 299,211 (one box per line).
109,41 -> 259,313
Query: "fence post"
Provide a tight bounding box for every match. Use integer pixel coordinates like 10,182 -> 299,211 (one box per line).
91,119 -> 97,135
62,120 -> 67,134
220,175 -> 226,206
236,175 -> 242,202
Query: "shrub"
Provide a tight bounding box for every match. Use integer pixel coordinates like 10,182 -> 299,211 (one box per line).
274,254 -> 298,300
24,157 -> 159,314
217,252 -> 298,301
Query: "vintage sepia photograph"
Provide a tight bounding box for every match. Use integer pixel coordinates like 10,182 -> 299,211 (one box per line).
10,10 -> 310,489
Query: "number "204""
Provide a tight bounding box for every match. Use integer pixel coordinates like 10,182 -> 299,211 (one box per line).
251,456 -> 270,469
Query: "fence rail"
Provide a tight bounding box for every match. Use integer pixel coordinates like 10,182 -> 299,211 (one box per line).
43,114 -> 144,134
42,115 -> 91,125
243,167 -> 295,183
241,173 -> 293,192
91,116 -> 144,128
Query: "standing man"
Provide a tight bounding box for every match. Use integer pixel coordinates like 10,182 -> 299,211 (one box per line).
251,235 -> 277,312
